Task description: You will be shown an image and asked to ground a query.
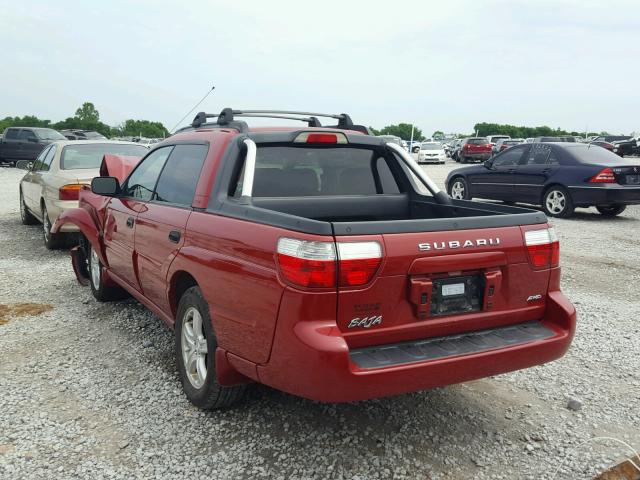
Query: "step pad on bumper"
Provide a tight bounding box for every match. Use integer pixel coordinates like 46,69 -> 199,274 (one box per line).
350,321 -> 555,369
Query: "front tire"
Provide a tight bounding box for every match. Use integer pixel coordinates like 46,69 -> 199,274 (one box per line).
596,205 -> 626,216
175,286 -> 246,409
448,177 -> 470,200
88,243 -> 126,301
20,191 -> 37,225
542,186 -> 574,218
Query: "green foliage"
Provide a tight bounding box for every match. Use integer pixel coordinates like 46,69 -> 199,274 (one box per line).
473,122 -> 597,139
114,119 -> 169,138
432,130 -> 445,140
0,102 -> 169,139
75,102 -> 100,123
375,123 -> 424,141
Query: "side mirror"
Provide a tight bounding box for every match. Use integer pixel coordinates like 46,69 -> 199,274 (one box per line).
483,159 -> 494,169
15,160 -> 32,170
91,176 -> 121,196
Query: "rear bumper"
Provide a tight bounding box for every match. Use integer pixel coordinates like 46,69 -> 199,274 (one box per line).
47,199 -> 80,232
568,185 -> 640,206
462,152 -> 491,160
258,291 -> 576,403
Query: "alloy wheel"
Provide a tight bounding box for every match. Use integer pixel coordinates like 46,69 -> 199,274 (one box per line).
545,190 -> 566,215
181,307 -> 208,389
90,247 -> 101,289
451,180 -> 466,200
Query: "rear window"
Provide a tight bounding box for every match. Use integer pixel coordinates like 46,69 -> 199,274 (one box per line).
61,143 -> 150,169
233,146 -> 400,197
568,145 -> 629,164
35,129 -> 66,140
466,138 -> 488,145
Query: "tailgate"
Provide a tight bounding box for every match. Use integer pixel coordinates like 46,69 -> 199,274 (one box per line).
337,226 -> 552,349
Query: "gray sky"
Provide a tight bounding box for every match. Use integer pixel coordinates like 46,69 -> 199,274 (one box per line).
1,0 -> 638,135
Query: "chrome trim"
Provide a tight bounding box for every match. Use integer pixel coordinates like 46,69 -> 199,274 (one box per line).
386,143 -> 441,195
241,138 -> 257,197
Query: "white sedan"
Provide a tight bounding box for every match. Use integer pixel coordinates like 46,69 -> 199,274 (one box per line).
417,142 -> 447,164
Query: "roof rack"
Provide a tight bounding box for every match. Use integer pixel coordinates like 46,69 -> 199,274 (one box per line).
187,108 -> 370,134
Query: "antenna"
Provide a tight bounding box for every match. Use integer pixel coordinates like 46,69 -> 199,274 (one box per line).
169,86 -> 215,133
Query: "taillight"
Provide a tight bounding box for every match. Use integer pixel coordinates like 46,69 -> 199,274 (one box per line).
277,238 -> 336,288
59,184 -> 82,200
337,242 -> 382,287
589,168 -> 615,183
276,238 -> 383,288
524,227 -> 559,269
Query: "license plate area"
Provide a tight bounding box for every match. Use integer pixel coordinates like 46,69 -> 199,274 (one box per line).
430,274 -> 485,317
626,174 -> 640,185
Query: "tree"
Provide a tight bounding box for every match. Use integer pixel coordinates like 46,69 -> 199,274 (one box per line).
119,119 -> 169,138
375,123 -> 424,141
74,102 -> 100,123
432,130 -> 445,140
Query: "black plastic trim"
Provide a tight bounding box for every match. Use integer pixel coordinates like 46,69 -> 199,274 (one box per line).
350,321 -> 555,370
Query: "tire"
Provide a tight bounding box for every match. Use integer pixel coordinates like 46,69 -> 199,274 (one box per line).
596,205 -> 626,216
175,286 -> 246,410
42,204 -> 64,250
20,191 -> 37,225
448,177 -> 470,200
87,243 -> 126,301
542,186 -> 574,218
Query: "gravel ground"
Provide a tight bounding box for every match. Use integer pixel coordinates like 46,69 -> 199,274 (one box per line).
0,162 -> 638,480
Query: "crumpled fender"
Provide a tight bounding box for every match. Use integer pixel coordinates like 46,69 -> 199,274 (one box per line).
100,154 -> 142,183
52,207 -> 108,267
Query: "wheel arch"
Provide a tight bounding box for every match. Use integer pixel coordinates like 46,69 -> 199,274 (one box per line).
540,182 -> 569,205
168,270 -> 199,318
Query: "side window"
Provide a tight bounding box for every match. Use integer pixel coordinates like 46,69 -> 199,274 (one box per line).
153,144 -> 208,206
493,147 -> 525,167
32,146 -> 52,171
124,147 -> 173,200
375,157 -> 400,194
34,146 -> 56,171
4,128 -> 19,140
547,151 -> 560,165
523,145 -> 551,165
18,129 -> 37,141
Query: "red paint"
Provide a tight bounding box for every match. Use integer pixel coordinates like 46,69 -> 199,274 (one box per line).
53,127 -> 576,402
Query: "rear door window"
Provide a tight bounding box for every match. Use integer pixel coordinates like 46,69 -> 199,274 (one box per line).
234,146 -> 400,197
522,144 -> 551,165
153,144 -> 208,206
32,146 -> 53,171
18,129 -> 38,142
4,128 -> 19,140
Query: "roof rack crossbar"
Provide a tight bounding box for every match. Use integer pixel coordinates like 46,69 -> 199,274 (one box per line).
190,108 -> 356,131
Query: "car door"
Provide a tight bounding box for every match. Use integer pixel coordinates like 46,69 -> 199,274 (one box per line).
22,145 -> 56,212
17,129 -> 40,160
135,144 -> 209,312
467,146 -> 527,200
1,128 -> 21,160
103,146 -> 174,291
511,144 -> 560,204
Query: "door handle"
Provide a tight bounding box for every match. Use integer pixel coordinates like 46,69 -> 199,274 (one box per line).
126,217 -> 134,228
507,169 -> 517,173
168,230 -> 181,243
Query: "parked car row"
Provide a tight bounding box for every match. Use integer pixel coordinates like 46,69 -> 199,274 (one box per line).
14,108 -> 578,410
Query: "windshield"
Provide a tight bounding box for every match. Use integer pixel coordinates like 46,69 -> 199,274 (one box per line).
36,129 -> 66,140
420,143 -> 442,150
61,143 -> 149,169
467,138 -> 488,145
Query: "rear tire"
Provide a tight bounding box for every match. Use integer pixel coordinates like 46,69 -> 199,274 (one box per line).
175,286 -> 246,409
20,191 -> 37,225
542,186 -> 574,218
88,243 -> 126,301
42,204 -> 64,250
596,205 -> 626,216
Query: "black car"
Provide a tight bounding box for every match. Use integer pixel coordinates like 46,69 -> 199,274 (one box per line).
0,127 -> 66,167
446,143 -> 640,218
60,129 -> 108,141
